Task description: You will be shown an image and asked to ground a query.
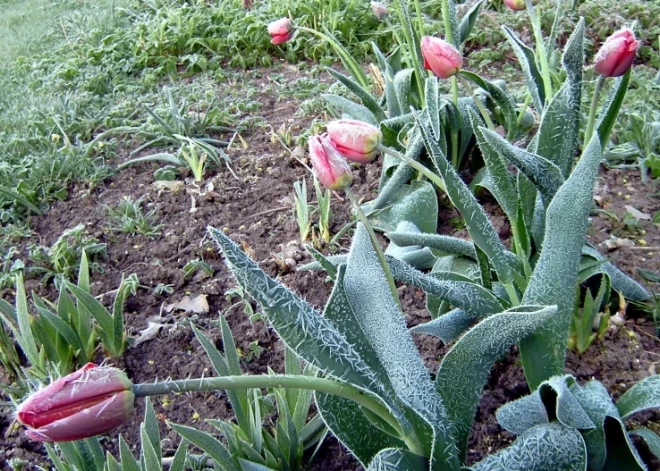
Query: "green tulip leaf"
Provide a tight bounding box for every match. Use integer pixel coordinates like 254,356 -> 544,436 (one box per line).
616,375 -> 660,419
519,134 -> 602,390
366,448 -> 429,471
437,305 -> 558,458
367,180 -> 438,234
414,111 -> 517,284
207,226 -> 382,395
459,0 -> 484,44
479,126 -> 565,204
411,308 -> 475,345
323,94 -> 378,126
502,26 -> 545,112
326,68 -> 386,123
470,423 -> 587,471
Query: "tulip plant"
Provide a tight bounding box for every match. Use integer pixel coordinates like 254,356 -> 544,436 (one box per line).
302,20 -> 649,393
0,252 -> 131,387
16,221 -> 660,470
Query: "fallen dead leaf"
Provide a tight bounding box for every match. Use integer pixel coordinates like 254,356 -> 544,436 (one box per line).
133,321 -> 166,346
152,180 -> 185,193
164,294 -> 209,314
625,205 -> 651,221
601,236 -> 635,251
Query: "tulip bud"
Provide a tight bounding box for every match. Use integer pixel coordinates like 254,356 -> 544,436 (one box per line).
326,119 -> 383,164
16,363 -> 134,442
593,28 -> 639,78
267,18 -> 293,45
503,0 -> 525,11
371,1 -> 389,20
309,134 -> 353,190
421,37 -> 463,79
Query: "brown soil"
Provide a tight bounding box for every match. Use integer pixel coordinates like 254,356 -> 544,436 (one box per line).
1,62 -> 660,470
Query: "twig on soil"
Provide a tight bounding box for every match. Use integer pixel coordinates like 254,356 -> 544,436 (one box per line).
628,246 -> 660,251
627,322 -> 660,344
246,205 -> 290,220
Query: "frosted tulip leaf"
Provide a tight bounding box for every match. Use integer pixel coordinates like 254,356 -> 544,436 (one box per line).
436,304 -> 557,457
469,423 -> 587,471
207,226 -> 379,393
519,134 -> 602,389
315,392 -> 404,466
344,224 -> 459,468
366,447 -> 428,471
414,111 -> 518,284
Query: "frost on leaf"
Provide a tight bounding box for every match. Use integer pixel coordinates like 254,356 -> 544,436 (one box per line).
207,226 -> 378,392
470,423 -> 587,471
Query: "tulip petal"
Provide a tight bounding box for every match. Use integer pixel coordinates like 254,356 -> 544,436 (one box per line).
25,390 -> 135,443
17,364 -> 132,429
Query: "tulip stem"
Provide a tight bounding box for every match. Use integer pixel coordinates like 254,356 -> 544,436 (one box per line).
450,76 -> 459,167
133,374 -> 412,450
441,0 -> 454,46
458,76 -> 495,131
294,26 -> 369,90
517,93 -> 532,125
379,145 -> 446,192
345,188 -> 401,310
413,0 -> 425,39
525,0 -> 553,103
583,75 -> 605,150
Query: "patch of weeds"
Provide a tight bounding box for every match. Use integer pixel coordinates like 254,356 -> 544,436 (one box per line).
28,224 -> 107,283
279,76 -> 330,100
182,259 -> 214,280
225,285 -> 262,323
0,246 -> 23,290
153,283 -> 175,295
604,70 -> 660,178
106,196 -> 162,236
245,340 -> 263,362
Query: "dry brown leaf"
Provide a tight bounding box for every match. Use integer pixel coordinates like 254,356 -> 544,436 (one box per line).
164,294 -> 209,314
133,321 -> 166,346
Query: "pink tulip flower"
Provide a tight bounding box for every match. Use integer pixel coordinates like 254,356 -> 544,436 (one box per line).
309,134 -> 353,190
593,28 -> 639,78
268,18 -> 293,45
503,0 -> 525,11
16,363 -> 135,442
421,37 -> 463,79
326,119 -> 383,164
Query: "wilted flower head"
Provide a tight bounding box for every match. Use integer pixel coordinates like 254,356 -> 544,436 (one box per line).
267,18 -> 293,45
16,363 -> 134,442
371,1 -> 389,20
503,0 -> 525,11
309,134 -> 353,190
593,28 -> 639,78
326,119 -> 382,164
421,37 -> 463,79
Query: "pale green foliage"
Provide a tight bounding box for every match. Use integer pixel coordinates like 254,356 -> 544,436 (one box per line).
496,374 -> 660,470
209,225 -> 574,469
176,319 -> 327,471
470,423 -> 587,471
106,196 -> 162,236
293,178 -> 311,242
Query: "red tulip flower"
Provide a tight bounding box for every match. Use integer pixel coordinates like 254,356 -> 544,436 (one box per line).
16,363 -> 135,442
421,37 -> 463,79
309,134 -> 353,190
503,0 -> 525,11
326,119 -> 383,164
593,28 -> 639,78
268,18 -> 293,45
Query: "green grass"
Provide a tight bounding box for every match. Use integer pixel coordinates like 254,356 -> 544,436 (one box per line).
0,0 -> 657,234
